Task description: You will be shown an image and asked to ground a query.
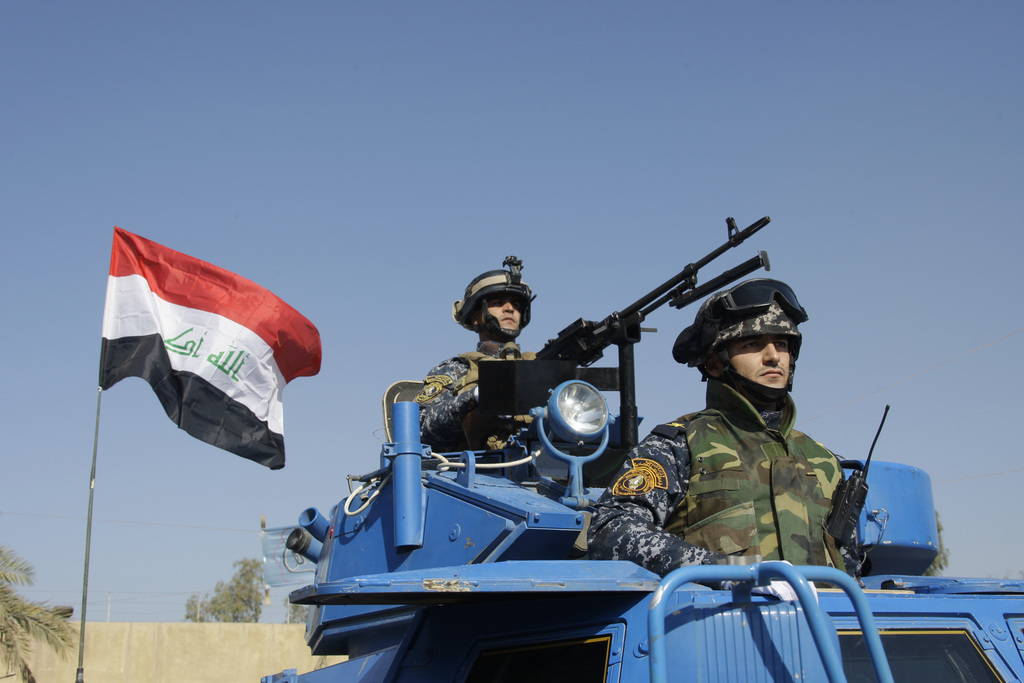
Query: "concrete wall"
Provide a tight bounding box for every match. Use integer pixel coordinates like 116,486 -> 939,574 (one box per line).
24,622 -> 346,683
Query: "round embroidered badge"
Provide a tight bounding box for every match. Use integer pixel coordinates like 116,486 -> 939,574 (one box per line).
611,458 -> 669,496
415,375 -> 453,403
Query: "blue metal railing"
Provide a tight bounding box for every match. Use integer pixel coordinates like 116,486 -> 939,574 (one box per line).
647,563 -> 893,683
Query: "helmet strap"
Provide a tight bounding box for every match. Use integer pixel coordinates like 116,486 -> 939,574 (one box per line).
480,310 -> 521,341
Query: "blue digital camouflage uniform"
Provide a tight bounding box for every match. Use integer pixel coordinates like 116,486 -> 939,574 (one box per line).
588,423 -> 722,577
415,340 -> 526,453
415,353 -> 479,453
588,379 -> 859,577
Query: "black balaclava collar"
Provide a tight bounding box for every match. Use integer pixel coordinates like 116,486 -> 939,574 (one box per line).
719,359 -> 789,409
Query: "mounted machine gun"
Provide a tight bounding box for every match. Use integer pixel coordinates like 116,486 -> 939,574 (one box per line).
534,215 -> 772,450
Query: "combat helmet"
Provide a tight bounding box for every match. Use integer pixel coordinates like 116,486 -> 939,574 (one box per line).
452,256 -> 535,339
672,278 -> 807,395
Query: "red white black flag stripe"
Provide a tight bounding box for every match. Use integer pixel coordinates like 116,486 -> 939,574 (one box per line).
99,227 -> 321,469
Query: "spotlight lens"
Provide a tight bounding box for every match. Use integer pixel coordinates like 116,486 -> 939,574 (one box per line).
556,382 -> 608,436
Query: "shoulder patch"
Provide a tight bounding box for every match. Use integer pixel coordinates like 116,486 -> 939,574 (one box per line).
415,375 -> 453,403
611,458 -> 669,496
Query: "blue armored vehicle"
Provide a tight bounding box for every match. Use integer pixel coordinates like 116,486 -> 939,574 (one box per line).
264,219 -> 1024,683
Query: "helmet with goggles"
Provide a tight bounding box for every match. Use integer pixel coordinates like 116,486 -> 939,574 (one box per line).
672,278 -> 808,371
452,256 -> 535,338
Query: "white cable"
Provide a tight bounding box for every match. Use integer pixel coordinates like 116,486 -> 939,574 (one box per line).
430,448 -> 540,471
343,472 -> 392,516
343,449 -> 539,515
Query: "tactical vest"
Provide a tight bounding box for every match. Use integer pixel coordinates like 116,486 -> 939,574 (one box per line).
663,381 -> 845,569
455,343 -> 536,451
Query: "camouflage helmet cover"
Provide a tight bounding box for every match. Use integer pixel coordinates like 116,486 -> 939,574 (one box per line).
672,279 -> 807,369
452,256 -> 534,332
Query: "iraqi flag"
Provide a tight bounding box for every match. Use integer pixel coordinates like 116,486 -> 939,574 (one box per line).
99,227 -> 322,469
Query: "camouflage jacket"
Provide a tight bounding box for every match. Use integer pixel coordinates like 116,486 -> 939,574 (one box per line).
588,380 -> 854,577
415,341 -> 533,452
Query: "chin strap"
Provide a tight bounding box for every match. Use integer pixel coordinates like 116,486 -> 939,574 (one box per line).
480,311 -> 521,340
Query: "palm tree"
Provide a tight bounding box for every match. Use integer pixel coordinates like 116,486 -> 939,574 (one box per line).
0,545 -> 76,683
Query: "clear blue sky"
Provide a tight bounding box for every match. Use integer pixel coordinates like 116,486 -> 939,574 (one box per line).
2,2 -> 1022,624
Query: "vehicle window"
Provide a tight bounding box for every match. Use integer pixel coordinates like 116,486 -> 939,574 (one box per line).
464,635 -> 611,683
839,630 -> 1003,683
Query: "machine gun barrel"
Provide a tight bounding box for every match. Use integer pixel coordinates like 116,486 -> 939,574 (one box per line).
663,251 -> 769,312
536,216 -> 771,366
535,215 -> 771,450
619,215 -> 770,322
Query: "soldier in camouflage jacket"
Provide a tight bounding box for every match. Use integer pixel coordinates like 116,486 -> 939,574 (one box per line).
588,279 -> 859,577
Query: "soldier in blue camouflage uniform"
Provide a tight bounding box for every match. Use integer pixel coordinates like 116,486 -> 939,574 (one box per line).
415,257 -> 536,453
588,279 -> 859,577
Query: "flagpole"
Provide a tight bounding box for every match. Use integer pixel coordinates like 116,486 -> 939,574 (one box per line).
75,386 -> 102,683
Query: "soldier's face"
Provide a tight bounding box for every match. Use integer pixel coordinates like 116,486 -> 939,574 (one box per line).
472,295 -> 522,334
708,334 -> 791,389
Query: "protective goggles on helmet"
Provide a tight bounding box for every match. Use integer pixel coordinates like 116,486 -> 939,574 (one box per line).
715,279 -> 808,324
